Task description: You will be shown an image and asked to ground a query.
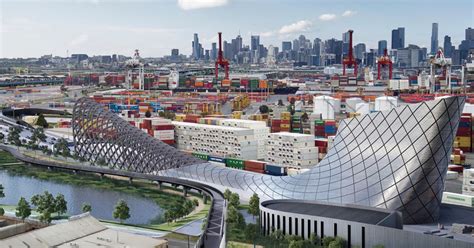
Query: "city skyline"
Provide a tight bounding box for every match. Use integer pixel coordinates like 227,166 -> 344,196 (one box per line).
1,0 -> 473,58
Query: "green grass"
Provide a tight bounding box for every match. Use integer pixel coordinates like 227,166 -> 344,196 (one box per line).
0,151 -> 208,227
151,203 -> 210,231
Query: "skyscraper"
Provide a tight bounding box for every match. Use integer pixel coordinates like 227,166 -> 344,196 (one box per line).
391,27 -> 405,49
466,27 -> 474,41
378,40 -> 388,56
443,35 -> 453,57
251,35 -> 260,51
431,23 -> 439,55
192,33 -> 200,60
211,43 -> 217,61
354,43 -> 366,60
282,41 -> 292,52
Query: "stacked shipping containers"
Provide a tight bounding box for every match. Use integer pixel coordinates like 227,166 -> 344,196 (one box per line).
280,112 -> 291,132
455,114 -> 472,153
173,121 -> 258,159
265,132 -> 318,168
219,119 -> 269,160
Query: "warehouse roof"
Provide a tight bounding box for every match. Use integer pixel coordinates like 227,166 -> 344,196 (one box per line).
262,199 -> 396,225
0,214 -> 167,248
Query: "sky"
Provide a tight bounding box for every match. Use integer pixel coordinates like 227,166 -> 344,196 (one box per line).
0,0 -> 473,58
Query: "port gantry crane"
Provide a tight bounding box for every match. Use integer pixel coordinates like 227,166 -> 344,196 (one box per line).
342,30 -> 357,77
215,32 -> 230,80
430,48 -> 452,93
125,49 -> 144,90
376,48 -> 393,80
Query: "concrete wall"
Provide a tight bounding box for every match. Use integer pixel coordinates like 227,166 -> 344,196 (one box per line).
260,206 -> 474,248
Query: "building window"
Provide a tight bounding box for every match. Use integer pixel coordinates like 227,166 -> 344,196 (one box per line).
362,226 -> 365,248
295,218 -> 299,236
263,212 -> 266,234
314,220 -> 317,237
267,213 -> 270,235
334,223 -> 337,237
289,217 -> 292,235
321,221 -> 324,238
272,214 -> 275,230
348,225 -> 351,248
283,216 -> 286,235
308,219 -> 311,239
301,218 -> 305,239
277,215 -> 281,229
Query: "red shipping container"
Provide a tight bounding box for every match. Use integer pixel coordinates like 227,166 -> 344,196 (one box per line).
318,147 -> 327,154
244,160 -> 266,170
162,140 -> 175,145
244,168 -> 265,174
457,128 -> 471,136
154,125 -> 174,130
281,120 -> 290,124
147,129 -> 154,136
143,119 -> 152,129
314,140 -> 328,147
448,164 -> 464,173
129,121 -> 135,126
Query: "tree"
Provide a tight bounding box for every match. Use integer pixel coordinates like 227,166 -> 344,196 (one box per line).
15,197 -> 31,221
145,110 -> 152,118
82,203 -> 92,213
54,138 -> 70,157
32,128 -> 47,146
322,236 -> 335,247
8,126 -> 21,148
184,200 -> 195,215
113,199 -> 130,223
227,205 -> 240,224
54,193 -> 68,216
193,199 -> 199,207
259,105 -> 270,114
289,240 -> 304,248
248,193 -> 260,219
269,229 -> 284,241
229,193 -> 240,208
36,114 -> 49,128
223,189 -> 232,200
309,233 -> 320,246
244,223 -> 259,241
0,207 -> 4,216
164,210 -> 173,224
31,191 -> 55,224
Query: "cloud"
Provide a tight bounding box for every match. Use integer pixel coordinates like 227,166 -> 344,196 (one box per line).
259,31 -> 275,37
69,34 -> 89,46
177,0 -> 228,10
342,10 -> 356,17
278,20 -> 312,34
319,13 -> 337,21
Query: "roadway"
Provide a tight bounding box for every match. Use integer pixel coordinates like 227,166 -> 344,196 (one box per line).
0,145 -> 225,248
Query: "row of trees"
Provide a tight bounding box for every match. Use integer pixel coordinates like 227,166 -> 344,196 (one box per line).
163,198 -> 199,224
0,183 -> 130,224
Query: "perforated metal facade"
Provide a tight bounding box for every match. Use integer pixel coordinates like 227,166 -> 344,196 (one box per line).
73,96 -> 465,224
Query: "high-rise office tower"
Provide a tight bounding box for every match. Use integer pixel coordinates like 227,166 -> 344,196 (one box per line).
171,49 -> 179,58
192,33 -> 200,60
443,35 -> 453,57
211,43 -> 217,60
431,23 -> 439,55
251,35 -> 260,51
282,41 -> 292,52
354,43 -> 366,60
378,40 -> 387,56
466,27 -> 474,41
391,27 -> 405,49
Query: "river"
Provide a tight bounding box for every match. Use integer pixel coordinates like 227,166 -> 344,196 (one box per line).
0,169 -> 164,225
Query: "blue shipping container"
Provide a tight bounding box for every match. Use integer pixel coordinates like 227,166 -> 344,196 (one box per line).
265,164 -> 286,176
208,156 -> 226,164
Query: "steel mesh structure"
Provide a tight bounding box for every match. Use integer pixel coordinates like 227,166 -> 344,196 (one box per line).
73,96 -> 465,224
72,98 -> 202,173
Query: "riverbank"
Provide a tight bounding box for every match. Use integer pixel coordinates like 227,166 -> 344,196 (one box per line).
0,150 -> 210,232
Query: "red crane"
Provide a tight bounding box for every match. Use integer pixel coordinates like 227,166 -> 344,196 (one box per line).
343,30 -> 357,77
377,48 -> 393,80
215,32 -> 229,80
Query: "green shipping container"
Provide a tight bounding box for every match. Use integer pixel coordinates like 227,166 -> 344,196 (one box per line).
192,152 -> 208,161
225,158 -> 244,169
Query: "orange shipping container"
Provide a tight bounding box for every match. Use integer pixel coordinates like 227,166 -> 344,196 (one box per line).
259,80 -> 268,89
